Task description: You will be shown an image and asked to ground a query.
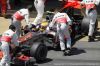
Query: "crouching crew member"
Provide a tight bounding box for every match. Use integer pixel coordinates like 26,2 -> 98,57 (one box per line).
0,25 -> 19,66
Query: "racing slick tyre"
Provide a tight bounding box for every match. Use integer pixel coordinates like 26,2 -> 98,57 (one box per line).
70,23 -> 76,44
30,42 -> 48,62
81,16 -> 98,35
94,19 -> 98,34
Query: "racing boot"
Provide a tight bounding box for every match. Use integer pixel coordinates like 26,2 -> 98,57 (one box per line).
66,48 -> 71,56
32,24 -> 41,32
30,24 -> 36,29
93,33 -> 96,38
63,50 -> 67,56
88,36 -> 95,42
63,49 -> 71,56
27,24 -> 36,31
36,24 -> 41,29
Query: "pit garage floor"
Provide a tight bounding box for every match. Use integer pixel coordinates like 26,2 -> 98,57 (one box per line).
0,17 -> 100,42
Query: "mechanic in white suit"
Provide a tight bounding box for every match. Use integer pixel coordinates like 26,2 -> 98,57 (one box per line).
32,0 -> 46,26
0,25 -> 19,66
11,6 -> 33,37
80,0 -> 100,42
7,0 -> 11,9
46,8 -> 72,56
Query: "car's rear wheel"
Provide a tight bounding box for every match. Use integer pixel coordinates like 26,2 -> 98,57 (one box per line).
81,16 -> 98,35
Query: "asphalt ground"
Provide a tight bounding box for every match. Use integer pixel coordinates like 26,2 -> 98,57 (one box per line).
0,17 -> 100,66
36,41 -> 100,66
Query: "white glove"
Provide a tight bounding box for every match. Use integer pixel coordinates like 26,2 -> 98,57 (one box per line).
95,0 -> 100,5
27,22 -> 31,27
46,27 -> 50,33
28,24 -> 32,29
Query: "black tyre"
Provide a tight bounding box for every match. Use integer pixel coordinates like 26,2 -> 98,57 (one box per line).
81,16 -> 98,35
70,24 -> 76,43
30,42 -> 48,61
81,16 -> 90,34
94,19 -> 98,34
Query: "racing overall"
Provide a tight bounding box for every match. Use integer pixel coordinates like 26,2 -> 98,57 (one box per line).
81,0 -> 97,38
32,0 -> 46,25
0,0 -> 7,16
11,8 -> 30,37
49,12 -> 72,51
0,29 -> 19,66
7,0 -> 11,9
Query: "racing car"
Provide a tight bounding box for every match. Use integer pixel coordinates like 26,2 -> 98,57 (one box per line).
21,7 -> 98,50
0,32 -> 48,66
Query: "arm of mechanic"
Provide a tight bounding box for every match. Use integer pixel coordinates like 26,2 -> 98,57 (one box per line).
24,9 -> 31,26
11,33 -> 19,47
24,13 -> 30,25
46,15 -> 56,32
65,13 -> 72,25
49,15 -> 56,28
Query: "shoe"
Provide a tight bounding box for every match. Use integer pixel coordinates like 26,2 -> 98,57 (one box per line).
63,51 -> 67,56
93,35 -> 96,38
36,24 -> 41,29
31,24 -> 36,29
67,49 -> 72,56
88,36 -> 95,42
63,49 -> 71,56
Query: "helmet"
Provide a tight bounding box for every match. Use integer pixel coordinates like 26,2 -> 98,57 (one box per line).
9,25 -> 16,31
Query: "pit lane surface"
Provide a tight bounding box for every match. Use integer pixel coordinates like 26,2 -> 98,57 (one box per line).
0,17 -> 100,66
36,41 -> 100,66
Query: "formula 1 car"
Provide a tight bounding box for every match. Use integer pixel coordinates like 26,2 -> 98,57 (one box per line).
0,32 -> 48,66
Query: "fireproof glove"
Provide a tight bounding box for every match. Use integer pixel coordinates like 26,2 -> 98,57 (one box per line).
45,27 -> 50,33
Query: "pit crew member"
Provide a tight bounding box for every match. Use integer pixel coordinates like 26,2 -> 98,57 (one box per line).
80,0 -> 100,42
11,5 -> 33,37
32,0 -> 46,26
0,25 -> 19,66
46,8 -> 72,56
